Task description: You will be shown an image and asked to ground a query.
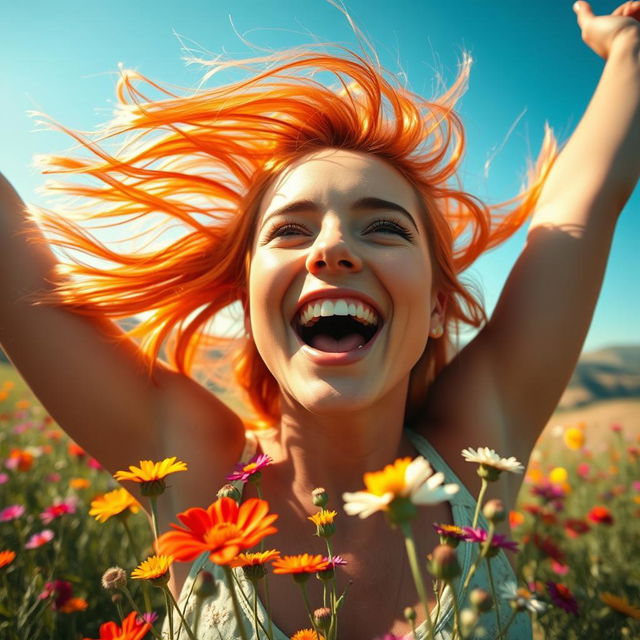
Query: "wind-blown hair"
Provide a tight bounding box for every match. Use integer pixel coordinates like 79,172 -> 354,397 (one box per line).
27,46 -> 557,427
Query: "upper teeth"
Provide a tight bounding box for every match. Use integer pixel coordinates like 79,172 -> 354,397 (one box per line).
297,298 -> 380,327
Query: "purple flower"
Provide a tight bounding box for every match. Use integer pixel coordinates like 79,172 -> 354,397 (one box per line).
546,581 -> 579,615
25,529 -> 54,549
226,453 -> 273,483
137,611 -> 159,625
323,555 -> 348,569
0,504 -> 25,522
463,526 -> 519,553
531,481 -> 566,510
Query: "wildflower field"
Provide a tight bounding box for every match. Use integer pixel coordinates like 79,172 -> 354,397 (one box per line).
1,361 -> 639,640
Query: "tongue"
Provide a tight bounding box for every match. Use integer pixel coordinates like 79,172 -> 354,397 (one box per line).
310,333 -> 367,352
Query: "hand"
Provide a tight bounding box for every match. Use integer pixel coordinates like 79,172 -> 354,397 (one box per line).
574,1 -> 640,59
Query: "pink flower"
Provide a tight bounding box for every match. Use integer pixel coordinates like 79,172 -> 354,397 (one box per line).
226,453 -> 273,483
12,422 -> 33,435
87,457 -> 102,470
0,504 -> 25,522
25,529 -> 54,549
322,555 -> 347,569
610,423 -> 623,433
46,473 -> 61,483
39,580 -> 72,610
633,481 -> 640,492
463,527 -> 519,554
576,463 -> 591,479
136,611 -> 159,625
40,498 -> 77,525
0,473 -> 8,484
551,560 -> 570,575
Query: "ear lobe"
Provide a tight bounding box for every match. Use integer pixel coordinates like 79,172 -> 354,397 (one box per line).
429,291 -> 447,339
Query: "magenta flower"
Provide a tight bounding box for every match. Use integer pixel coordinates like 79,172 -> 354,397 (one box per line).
0,504 -> 25,522
136,612 -> 159,625
25,529 -> 54,549
87,457 -> 102,470
547,581 -> 579,615
226,453 -> 273,483
0,473 -> 8,484
323,555 -> 347,569
633,481 -> 640,492
40,498 -> 77,525
463,527 -> 519,554
39,580 -> 72,610
531,481 -> 566,510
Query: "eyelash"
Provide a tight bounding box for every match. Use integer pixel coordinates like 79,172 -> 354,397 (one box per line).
262,217 -> 414,243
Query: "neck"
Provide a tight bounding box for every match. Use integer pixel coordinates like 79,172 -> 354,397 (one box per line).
254,377 -> 418,511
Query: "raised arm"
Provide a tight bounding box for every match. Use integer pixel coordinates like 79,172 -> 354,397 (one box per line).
0,173 -> 244,499
444,3 -> 640,467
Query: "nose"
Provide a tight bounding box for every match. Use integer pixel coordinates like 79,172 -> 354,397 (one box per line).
305,222 -> 362,275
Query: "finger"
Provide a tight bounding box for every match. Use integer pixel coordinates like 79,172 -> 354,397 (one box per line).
573,0 -> 595,29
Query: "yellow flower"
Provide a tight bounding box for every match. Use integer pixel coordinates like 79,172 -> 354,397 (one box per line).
308,511 -> 337,527
131,555 -> 174,582
563,427 -> 585,451
549,467 -> 568,485
114,457 -> 187,497
114,457 -> 187,483
600,592 -> 640,620
89,488 -> 141,523
228,549 -> 281,568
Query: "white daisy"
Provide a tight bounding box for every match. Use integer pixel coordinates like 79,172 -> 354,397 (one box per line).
461,447 -> 524,474
499,581 -> 547,614
343,456 -> 459,519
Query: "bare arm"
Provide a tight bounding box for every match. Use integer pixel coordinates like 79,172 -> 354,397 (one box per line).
477,3 -> 640,461
0,173 -> 244,498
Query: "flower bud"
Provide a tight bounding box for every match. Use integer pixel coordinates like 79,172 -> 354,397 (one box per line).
428,544 -> 461,581
483,499 -> 507,523
404,606 -> 416,622
242,563 -> 267,582
193,570 -> 217,599
312,487 -> 329,508
217,484 -> 242,503
313,607 -> 332,633
101,567 -> 127,591
469,588 -> 493,613
111,592 -> 123,605
459,608 -> 478,636
140,479 -> 166,497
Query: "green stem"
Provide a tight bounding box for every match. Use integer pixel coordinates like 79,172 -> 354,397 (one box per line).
164,590 -> 174,640
298,580 -> 323,638
232,573 -> 272,640
449,580 -> 461,640
252,586 -> 261,640
400,521 -> 436,640
486,557 -> 503,638
163,585 -> 198,640
224,567 -> 250,640
122,518 -> 152,614
496,609 -> 518,640
324,538 -> 338,640
149,496 -> 160,543
472,479 -> 488,529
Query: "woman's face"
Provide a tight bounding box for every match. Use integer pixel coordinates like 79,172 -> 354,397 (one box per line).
248,149 -> 443,415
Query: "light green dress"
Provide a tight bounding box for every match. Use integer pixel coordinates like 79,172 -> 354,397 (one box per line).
163,430 -> 533,639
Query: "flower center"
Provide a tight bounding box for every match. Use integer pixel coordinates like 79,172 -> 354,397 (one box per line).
204,522 -> 242,549
364,459 -> 411,496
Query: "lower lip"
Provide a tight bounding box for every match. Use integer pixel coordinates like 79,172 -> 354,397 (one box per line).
293,327 -> 382,366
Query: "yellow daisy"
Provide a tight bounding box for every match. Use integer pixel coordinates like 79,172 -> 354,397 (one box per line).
131,555 -> 174,583
308,511 -> 337,527
114,457 -> 187,497
89,488 -> 141,523
228,550 -> 281,568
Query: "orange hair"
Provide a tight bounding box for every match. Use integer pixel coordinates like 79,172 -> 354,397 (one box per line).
27,47 -> 557,427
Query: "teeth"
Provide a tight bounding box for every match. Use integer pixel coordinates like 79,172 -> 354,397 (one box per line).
296,297 -> 380,328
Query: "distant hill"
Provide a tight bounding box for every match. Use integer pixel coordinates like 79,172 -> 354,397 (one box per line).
1,338 -> 639,409
559,345 -> 640,409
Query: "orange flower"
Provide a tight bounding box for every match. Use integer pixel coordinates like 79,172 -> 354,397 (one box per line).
228,549 -> 281,568
291,630 -> 325,640
509,510 -> 525,528
81,611 -> 151,640
6,449 -> 34,472
59,597 -> 89,613
272,554 -> 329,575
89,488 -> 141,523
600,592 -> 640,620
588,505 -> 614,525
0,550 -> 16,568
156,497 -> 277,565
70,477 -> 91,490
15,399 -> 30,410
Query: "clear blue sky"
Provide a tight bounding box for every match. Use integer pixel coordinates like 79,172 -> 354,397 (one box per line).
1,0 -> 637,352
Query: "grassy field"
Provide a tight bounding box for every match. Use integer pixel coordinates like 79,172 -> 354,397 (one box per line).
1,362 -> 639,639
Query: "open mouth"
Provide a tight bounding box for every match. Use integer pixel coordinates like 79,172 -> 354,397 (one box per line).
293,298 -> 382,353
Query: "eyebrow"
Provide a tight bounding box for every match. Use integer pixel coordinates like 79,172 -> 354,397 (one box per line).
261,197 -> 419,231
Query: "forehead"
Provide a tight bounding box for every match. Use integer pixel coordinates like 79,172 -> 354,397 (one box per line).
258,149 -> 421,220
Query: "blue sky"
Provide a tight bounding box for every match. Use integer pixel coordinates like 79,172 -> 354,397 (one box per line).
1,0 -> 637,352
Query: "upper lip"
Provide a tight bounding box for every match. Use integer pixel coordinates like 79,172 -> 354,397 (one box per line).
291,288 -> 385,325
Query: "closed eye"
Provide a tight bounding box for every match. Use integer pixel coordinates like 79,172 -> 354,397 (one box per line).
260,221 -> 309,244
365,217 -> 414,241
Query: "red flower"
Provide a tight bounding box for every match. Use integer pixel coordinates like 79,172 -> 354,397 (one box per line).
563,518 -> 590,538
547,582 -> 579,615
81,611 -> 151,640
532,534 -> 565,564
587,505 -> 614,525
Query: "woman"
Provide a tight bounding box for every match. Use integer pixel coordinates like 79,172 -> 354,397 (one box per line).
0,2 -> 638,638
